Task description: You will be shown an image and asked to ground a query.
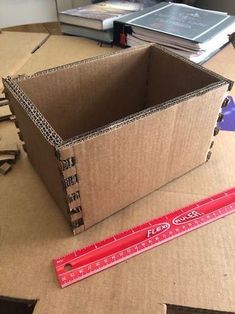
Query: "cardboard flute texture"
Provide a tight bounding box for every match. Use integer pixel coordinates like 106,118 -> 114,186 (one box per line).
3,44 -> 233,234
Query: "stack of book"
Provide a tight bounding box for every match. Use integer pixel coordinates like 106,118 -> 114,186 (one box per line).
58,1 -> 144,43
114,2 -> 235,63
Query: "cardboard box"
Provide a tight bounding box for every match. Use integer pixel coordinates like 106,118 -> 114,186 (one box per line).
3,44 -> 232,234
1,36 -> 235,314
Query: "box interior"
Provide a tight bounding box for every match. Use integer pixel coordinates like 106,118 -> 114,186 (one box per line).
17,45 -> 221,142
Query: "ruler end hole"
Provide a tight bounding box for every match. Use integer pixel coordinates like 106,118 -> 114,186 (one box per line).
64,263 -> 73,272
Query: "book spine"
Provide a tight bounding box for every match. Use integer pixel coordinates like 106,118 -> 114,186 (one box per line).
57,147 -> 85,235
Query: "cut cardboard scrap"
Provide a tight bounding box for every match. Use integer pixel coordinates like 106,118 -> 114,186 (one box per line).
0,154 -> 15,163
9,115 -> 16,121
3,44 -> 233,234
0,141 -> 20,157
0,139 -> 20,175
0,162 -> 12,175
0,99 -> 9,106
0,105 -> 12,121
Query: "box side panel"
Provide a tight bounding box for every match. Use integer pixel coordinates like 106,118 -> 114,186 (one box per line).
5,91 -> 69,221
146,46 -> 222,106
163,85 -> 228,181
71,85 -> 228,228
16,47 -> 150,140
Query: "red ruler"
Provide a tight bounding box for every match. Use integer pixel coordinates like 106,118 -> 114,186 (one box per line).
53,187 -> 235,288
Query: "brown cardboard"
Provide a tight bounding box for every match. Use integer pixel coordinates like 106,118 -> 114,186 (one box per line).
0,38 -> 235,314
0,154 -> 15,163
0,141 -> 20,156
3,44 -> 232,234
0,161 -> 12,174
0,123 -> 235,313
160,44 -> 235,197
0,31 -> 49,98
0,105 -> 12,121
16,35 -> 119,76
3,22 -> 61,35
0,99 -> 9,106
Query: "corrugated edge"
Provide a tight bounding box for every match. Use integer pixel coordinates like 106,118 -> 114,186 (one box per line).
206,94 -> 231,162
56,147 -> 85,235
12,43 -> 233,91
13,44 -> 151,82
58,80 -> 230,150
2,76 -> 63,146
3,44 -> 233,152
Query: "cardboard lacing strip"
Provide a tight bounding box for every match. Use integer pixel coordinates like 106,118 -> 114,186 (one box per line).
57,148 -> 85,235
206,94 -> 229,162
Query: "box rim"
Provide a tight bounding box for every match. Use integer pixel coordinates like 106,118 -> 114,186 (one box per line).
3,44 -> 233,149
11,44 -> 234,91
4,75 -> 229,150
57,80 -> 229,149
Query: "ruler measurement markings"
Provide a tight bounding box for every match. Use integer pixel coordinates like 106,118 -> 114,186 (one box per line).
54,189 -> 235,287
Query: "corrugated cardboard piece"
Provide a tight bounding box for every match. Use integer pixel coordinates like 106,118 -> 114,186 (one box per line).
0,37 -> 235,313
3,44 -> 232,234
16,35 -> 119,75
160,44 -> 235,196
0,31 -> 49,98
0,126 -> 235,314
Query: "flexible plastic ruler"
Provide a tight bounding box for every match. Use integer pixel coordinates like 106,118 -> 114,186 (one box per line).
54,187 -> 235,288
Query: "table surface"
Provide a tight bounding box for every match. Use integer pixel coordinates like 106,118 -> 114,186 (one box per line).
0,33 -> 235,314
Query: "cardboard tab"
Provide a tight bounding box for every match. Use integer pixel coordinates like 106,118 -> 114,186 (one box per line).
0,105 -> 12,121
0,162 -> 12,174
0,141 -> 20,156
0,99 -> 9,106
0,154 -> 16,164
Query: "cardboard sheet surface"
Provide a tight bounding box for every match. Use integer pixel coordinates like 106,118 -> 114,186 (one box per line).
0,37 -> 235,313
16,35 -> 119,76
0,31 -> 49,98
0,119 -> 235,313
74,85 -> 227,227
5,44 -> 230,232
160,44 -> 235,196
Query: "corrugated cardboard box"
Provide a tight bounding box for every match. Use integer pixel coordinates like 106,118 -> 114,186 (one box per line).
1,36 -> 235,314
3,44 -> 232,234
